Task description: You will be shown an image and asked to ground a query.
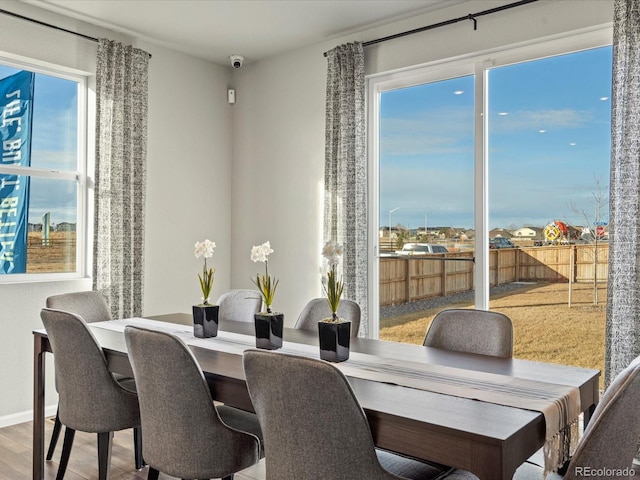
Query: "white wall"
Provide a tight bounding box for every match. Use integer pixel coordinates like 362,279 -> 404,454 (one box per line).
229,0 -> 613,323
141,42 -> 233,317
0,3 -> 233,423
230,48 -> 327,321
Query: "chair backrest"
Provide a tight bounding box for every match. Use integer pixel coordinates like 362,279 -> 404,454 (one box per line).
216,289 -> 263,322
293,298 -> 361,338
563,356 -> 640,479
423,308 -> 513,358
243,349 -> 397,480
39,308 -> 139,433
46,291 -> 112,323
124,326 -> 260,479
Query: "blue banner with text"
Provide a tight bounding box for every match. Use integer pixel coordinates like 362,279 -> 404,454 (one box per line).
0,71 -> 34,274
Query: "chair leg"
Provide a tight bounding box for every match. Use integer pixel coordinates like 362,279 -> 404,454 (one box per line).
46,409 -> 62,461
97,432 -> 113,480
55,427 -> 75,480
133,426 -> 145,469
147,467 -> 160,480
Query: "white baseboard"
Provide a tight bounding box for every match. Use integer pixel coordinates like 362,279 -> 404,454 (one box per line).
0,405 -> 58,428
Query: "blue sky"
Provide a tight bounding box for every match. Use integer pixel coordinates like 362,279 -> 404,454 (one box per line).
0,65 -> 78,224
380,45 -> 612,231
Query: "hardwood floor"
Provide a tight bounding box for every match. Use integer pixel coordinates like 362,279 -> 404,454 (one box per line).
0,416 -> 265,480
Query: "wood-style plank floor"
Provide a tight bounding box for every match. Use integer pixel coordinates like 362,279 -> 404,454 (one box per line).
0,416 -> 265,480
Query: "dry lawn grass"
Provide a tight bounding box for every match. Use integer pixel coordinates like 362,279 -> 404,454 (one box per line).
381,282 -> 606,388
27,231 -> 76,272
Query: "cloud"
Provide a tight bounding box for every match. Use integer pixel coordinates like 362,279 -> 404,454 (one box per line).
491,108 -> 592,133
380,107 -> 594,158
380,150 -> 609,230
380,107 -> 592,159
27,176 -> 77,224
380,162 -> 475,228
32,103 -> 78,156
30,148 -> 77,170
381,107 -> 474,157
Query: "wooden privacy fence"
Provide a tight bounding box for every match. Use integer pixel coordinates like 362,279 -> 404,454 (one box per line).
380,244 -> 609,306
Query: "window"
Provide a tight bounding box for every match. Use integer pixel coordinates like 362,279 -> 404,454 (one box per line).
369,28 -> 612,363
0,59 -> 87,279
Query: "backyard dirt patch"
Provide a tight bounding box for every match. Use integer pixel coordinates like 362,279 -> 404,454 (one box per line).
27,231 -> 76,272
380,282 -> 607,388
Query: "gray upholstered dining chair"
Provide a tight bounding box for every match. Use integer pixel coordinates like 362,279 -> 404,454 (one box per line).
46,290 -> 113,323
216,289 -> 263,322
423,308 -> 513,358
293,298 -> 361,338
124,325 -> 263,480
40,308 -> 141,480
44,291 -> 143,470
243,349 -> 476,480
513,355 -> 640,480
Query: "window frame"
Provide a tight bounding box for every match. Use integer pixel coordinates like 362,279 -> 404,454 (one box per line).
0,55 -> 89,283
367,26 -> 612,338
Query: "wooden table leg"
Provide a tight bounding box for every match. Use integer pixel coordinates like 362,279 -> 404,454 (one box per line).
33,334 -> 46,480
583,377 -> 599,429
583,403 -> 596,429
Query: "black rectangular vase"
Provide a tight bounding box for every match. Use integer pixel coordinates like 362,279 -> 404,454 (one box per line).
318,320 -> 351,362
254,312 -> 284,350
192,304 -> 219,338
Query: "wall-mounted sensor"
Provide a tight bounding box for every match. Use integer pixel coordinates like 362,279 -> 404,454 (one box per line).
228,89 -> 236,104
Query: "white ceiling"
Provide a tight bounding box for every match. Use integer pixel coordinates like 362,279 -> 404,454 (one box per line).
24,0 -> 457,66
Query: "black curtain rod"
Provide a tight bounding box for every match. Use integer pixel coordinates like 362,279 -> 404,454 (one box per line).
0,8 -> 99,43
0,7 -> 152,57
324,0 -> 539,57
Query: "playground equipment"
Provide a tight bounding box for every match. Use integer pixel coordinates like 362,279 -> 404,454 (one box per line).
543,220 -> 568,242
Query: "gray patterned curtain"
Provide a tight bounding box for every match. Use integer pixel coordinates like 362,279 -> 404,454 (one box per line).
606,0 -> 640,387
94,39 -> 149,318
324,42 -> 368,336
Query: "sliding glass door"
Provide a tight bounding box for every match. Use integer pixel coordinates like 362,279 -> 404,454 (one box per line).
376,74 -> 475,343
486,46 -> 611,377
368,30 -> 611,382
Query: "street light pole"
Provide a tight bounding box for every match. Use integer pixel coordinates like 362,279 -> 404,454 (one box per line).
389,207 -> 401,250
424,211 -> 433,239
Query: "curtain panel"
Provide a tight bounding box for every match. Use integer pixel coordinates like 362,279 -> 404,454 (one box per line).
94,39 -> 149,319
606,0 -> 640,387
324,42 -> 368,336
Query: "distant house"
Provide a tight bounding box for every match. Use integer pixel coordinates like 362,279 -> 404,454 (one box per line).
379,226 -> 407,240
489,228 -> 513,239
459,229 -> 475,241
567,225 -> 583,240
512,226 -> 544,241
56,222 -> 76,232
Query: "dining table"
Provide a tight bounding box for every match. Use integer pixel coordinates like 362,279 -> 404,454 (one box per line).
33,313 -> 600,480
